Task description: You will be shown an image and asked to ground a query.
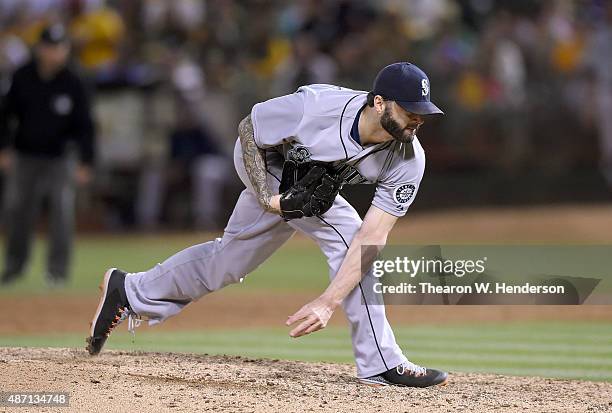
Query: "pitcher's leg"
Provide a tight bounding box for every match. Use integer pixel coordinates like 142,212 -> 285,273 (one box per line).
288,197 -> 407,378
342,270 -> 407,378
124,189 -> 295,325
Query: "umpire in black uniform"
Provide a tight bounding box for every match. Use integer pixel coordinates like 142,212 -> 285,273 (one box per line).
0,24 -> 94,286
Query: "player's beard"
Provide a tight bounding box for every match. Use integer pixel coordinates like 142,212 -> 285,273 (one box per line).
380,107 -> 418,144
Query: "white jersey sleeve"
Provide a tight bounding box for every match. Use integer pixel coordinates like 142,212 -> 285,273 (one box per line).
371,140 -> 426,217
250,90 -> 305,148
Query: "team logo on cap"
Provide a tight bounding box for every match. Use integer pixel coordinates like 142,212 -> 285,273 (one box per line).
421,79 -> 429,97
394,183 -> 416,204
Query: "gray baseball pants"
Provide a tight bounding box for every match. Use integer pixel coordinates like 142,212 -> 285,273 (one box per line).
2,153 -> 75,280
125,139 -> 408,378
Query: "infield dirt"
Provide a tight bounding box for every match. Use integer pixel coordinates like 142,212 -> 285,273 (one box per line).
1,347 -> 611,413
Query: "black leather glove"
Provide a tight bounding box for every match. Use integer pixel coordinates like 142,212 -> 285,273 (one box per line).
279,165 -> 342,220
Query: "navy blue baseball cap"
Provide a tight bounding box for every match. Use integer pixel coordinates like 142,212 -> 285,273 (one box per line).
373,62 -> 443,115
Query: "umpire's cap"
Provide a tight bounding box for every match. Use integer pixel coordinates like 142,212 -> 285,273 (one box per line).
373,62 -> 443,115
39,23 -> 69,45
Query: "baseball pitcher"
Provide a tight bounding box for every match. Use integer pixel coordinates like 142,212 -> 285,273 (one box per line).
86,62 -> 448,387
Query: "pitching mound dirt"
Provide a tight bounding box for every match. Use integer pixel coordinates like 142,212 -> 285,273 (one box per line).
1,347 -> 611,413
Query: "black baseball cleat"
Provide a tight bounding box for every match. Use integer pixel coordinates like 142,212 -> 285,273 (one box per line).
360,361 -> 448,388
86,268 -> 138,355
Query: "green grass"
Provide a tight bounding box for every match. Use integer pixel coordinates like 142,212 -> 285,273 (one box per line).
0,235 -> 329,294
2,237 -> 611,382
2,322 -> 611,382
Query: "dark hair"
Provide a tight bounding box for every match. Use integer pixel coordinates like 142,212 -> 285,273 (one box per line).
367,91 -> 375,107
367,91 -> 390,107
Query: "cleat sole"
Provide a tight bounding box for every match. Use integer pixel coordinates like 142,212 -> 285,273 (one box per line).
86,268 -> 117,355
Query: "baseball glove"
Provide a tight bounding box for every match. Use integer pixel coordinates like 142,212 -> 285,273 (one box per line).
279,162 -> 343,220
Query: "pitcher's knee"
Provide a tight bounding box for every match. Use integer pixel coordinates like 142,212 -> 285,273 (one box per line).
222,271 -> 246,288
206,270 -> 246,291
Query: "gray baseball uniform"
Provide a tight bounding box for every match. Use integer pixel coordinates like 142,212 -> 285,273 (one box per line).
124,84 -> 425,378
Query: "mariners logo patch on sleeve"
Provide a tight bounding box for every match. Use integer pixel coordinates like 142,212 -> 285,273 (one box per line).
394,183 -> 416,204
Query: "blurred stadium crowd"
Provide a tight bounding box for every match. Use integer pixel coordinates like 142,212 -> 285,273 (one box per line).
1,0 -> 611,230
